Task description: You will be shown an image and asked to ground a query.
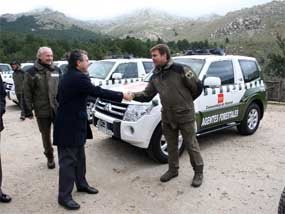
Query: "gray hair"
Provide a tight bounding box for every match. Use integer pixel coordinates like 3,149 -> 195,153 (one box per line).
36,47 -> 53,59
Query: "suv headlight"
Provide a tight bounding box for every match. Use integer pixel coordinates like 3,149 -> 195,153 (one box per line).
123,104 -> 153,122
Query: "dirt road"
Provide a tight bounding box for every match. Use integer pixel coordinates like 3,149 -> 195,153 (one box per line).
0,101 -> 285,214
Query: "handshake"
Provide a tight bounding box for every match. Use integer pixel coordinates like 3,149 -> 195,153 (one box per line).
123,91 -> 135,101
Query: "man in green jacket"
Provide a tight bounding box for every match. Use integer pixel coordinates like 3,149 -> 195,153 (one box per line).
24,47 -> 60,169
130,44 -> 204,187
11,61 -> 26,120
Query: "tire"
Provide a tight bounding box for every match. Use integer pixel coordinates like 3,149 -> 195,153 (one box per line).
237,103 -> 261,135
147,124 -> 185,163
278,187 -> 285,214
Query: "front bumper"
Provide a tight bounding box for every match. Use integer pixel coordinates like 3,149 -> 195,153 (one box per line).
94,110 -> 160,149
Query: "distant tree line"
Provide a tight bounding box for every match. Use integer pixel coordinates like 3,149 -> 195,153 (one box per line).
266,34 -> 285,78
0,31 -> 216,63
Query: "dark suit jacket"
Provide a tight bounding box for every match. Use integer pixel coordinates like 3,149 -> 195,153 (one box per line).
0,75 -> 6,132
53,68 -> 123,147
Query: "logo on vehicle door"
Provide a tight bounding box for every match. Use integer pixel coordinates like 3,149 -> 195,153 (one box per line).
218,93 -> 224,104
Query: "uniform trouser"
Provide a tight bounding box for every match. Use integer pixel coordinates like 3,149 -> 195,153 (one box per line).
16,93 -> 27,117
57,145 -> 89,202
36,117 -> 54,159
162,121 -> 204,172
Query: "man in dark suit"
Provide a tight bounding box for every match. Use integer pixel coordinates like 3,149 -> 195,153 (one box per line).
53,50 -> 132,210
0,74 -> 12,203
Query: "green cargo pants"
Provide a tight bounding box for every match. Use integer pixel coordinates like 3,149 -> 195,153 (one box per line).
16,93 -> 27,117
36,117 -> 54,159
162,121 -> 204,172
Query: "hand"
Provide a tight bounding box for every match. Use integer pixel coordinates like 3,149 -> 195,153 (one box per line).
123,91 -> 134,101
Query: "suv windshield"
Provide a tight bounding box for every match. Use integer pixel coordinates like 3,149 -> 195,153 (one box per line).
144,58 -> 205,82
88,61 -> 115,79
0,64 -> 12,72
173,58 -> 205,75
22,65 -> 33,72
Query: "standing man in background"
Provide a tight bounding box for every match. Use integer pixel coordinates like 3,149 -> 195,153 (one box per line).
11,61 -> 26,120
24,47 -> 61,169
0,74 -> 12,203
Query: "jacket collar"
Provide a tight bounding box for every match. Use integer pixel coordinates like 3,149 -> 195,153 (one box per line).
68,67 -> 81,73
34,59 -> 55,72
154,59 -> 174,74
14,67 -> 23,72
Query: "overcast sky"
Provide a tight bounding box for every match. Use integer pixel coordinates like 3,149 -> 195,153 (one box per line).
0,0 -> 273,20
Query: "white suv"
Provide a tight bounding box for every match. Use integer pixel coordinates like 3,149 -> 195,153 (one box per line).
93,55 -> 267,163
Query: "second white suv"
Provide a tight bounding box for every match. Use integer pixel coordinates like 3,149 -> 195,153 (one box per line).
88,58 -> 153,85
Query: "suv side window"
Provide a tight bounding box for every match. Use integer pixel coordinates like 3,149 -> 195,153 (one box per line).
114,63 -> 138,79
207,60 -> 234,85
239,60 -> 260,83
142,62 -> 154,74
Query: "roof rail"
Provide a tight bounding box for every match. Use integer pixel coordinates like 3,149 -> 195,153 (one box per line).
104,54 -> 134,59
185,48 -> 225,56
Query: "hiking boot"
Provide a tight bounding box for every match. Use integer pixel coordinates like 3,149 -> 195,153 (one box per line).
160,170 -> 178,182
191,172 -> 203,187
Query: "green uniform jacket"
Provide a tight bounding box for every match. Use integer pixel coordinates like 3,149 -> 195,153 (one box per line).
12,68 -> 25,95
133,60 -> 200,128
23,60 -> 60,118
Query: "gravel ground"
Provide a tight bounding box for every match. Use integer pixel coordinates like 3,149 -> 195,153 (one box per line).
0,100 -> 285,214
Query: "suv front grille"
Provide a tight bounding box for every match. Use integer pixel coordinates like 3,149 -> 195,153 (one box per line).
95,98 -> 128,120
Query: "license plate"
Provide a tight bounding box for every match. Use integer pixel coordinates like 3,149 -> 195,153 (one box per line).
97,119 -> 113,136
86,102 -> 95,122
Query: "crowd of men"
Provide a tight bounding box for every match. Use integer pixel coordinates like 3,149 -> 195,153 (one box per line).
0,44 -> 204,210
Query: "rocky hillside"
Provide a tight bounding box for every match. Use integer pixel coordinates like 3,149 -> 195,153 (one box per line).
95,0 -> 285,42
210,0 -> 285,40
95,9 -> 197,41
1,8 -> 95,31
0,1 -> 284,44
0,8 -> 101,41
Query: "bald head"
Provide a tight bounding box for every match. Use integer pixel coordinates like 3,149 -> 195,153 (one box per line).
37,47 -> 53,65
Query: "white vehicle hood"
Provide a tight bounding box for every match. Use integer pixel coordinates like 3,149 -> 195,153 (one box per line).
101,81 -> 160,105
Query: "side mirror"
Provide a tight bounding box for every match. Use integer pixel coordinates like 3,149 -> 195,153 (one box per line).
203,76 -> 221,88
112,73 -> 123,80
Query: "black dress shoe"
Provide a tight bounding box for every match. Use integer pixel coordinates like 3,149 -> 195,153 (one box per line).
0,193 -> 12,203
77,186 -> 99,194
58,199 -> 80,210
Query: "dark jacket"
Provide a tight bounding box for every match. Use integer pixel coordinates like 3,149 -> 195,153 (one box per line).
12,68 -> 25,95
0,75 -> 6,132
133,60 -> 200,129
23,60 -> 61,118
53,68 -> 123,147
